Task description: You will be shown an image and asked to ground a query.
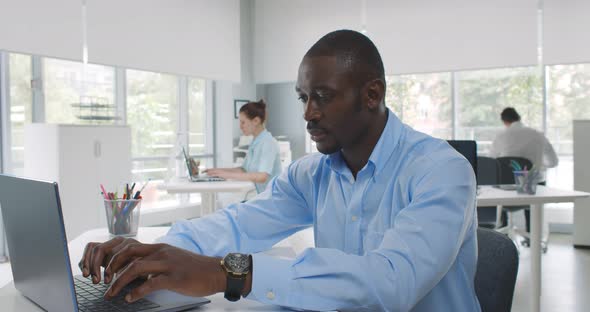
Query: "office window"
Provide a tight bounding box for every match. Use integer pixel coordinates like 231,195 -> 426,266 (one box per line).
385,73 -> 452,139
7,53 -> 33,175
546,63 -> 590,191
126,69 -> 178,182
188,78 -> 206,155
44,58 -> 116,124
456,67 -> 543,154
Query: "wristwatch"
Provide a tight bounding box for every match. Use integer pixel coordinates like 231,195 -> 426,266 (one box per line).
220,253 -> 251,302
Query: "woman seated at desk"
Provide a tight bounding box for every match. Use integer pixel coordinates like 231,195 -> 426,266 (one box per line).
205,99 -> 282,193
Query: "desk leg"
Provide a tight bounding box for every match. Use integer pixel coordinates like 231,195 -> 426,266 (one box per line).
530,203 -> 543,312
201,193 -> 217,215
495,205 -> 503,228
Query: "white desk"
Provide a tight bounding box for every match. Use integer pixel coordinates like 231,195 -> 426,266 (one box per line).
160,179 -> 255,215
477,185 -> 589,312
0,227 -> 308,311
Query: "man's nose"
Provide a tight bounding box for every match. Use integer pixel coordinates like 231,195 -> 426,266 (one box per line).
303,102 -> 321,122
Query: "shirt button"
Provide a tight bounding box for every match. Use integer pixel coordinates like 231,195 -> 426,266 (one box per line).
351,215 -> 358,222
266,291 -> 275,300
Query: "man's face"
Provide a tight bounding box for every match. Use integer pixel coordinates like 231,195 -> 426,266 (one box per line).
296,55 -> 370,154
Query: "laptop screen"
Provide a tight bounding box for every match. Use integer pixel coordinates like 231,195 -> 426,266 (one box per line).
0,175 -> 78,312
182,147 -> 200,178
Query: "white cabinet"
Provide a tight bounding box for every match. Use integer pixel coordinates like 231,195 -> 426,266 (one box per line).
574,120 -> 590,247
24,124 -> 131,240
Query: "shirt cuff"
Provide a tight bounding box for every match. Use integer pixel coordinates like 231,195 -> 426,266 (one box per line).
248,253 -> 293,306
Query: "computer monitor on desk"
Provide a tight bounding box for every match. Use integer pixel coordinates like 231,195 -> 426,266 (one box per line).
447,140 -> 478,183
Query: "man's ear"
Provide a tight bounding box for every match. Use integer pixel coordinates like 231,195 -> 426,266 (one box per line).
364,79 -> 385,111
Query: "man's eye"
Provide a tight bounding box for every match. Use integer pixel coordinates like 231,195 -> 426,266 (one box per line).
316,93 -> 331,103
298,95 -> 308,103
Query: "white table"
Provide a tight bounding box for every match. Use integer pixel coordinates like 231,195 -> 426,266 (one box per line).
0,227 -> 311,311
477,185 -> 589,312
159,179 -> 255,215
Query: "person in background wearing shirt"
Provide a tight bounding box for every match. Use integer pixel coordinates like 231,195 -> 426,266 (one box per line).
489,107 -> 559,240
204,100 -> 282,193
79,30 -> 481,311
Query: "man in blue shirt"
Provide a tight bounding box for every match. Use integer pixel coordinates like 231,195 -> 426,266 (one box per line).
81,30 -> 480,311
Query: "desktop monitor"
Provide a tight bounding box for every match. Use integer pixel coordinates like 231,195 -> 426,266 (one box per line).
447,140 -> 477,183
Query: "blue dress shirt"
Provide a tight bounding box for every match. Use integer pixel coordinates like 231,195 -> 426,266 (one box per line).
241,129 -> 282,193
158,110 -> 481,311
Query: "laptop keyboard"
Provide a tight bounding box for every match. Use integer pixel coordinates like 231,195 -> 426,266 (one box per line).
74,276 -> 160,312
191,176 -> 225,182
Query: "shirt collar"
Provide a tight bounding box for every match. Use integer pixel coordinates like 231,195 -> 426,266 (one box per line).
326,109 -> 403,178
251,129 -> 270,147
509,121 -> 523,128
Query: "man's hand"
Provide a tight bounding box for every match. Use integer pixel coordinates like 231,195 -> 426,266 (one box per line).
79,236 -> 139,284
79,238 -> 230,303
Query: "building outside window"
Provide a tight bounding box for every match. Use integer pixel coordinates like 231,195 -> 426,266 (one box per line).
386,73 -> 452,139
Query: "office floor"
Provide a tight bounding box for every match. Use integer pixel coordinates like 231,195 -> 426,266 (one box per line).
511,233 -> 590,312
1,234 -> 590,311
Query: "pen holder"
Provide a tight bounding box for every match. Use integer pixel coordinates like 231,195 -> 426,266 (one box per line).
513,170 -> 538,195
104,199 -> 142,237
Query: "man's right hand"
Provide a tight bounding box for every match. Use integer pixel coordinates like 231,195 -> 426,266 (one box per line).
79,237 -> 139,284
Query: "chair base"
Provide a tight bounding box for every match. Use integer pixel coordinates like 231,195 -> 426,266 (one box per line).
494,206 -> 548,253
495,225 -> 548,253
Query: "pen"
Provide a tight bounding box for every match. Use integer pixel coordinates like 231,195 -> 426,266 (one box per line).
134,179 -> 151,199
100,184 -> 108,200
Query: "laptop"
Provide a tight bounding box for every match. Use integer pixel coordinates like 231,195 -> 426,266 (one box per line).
0,174 -> 210,312
182,147 -> 225,182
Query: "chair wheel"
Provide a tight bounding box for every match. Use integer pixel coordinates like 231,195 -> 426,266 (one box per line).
541,242 -> 548,253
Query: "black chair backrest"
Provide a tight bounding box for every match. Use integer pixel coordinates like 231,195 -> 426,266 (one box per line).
496,157 -> 533,184
477,156 -> 499,186
475,227 -> 519,312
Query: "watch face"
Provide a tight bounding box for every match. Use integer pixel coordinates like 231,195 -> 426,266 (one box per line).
224,253 -> 250,274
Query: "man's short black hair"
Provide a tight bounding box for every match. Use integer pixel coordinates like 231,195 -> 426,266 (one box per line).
304,29 -> 386,87
501,107 -> 521,123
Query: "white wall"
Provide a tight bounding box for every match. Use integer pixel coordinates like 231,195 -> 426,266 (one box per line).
232,0 -> 257,145
214,81 -> 235,167
215,0 -> 258,167
261,82 -> 307,160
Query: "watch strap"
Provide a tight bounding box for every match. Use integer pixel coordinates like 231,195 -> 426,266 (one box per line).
224,274 -> 245,302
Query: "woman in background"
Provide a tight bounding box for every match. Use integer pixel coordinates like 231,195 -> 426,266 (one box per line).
205,99 -> 282,193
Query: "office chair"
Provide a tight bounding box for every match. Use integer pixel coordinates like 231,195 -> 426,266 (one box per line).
476,156 -> 500,229
495,157 -> 547,252
475,227 -> 519,312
